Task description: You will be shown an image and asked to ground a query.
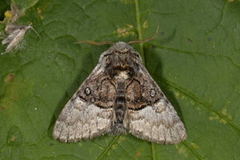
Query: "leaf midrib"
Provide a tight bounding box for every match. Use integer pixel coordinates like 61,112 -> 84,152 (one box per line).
95,1 -> 146,159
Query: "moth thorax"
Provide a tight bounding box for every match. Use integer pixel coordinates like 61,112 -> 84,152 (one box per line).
115,71 -> 129,80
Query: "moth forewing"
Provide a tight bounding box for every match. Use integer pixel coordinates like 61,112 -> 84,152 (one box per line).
53,63 -> 114,142
53,42 -> 187,144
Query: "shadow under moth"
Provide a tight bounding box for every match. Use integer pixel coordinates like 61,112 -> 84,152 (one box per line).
53,42 -> 187,144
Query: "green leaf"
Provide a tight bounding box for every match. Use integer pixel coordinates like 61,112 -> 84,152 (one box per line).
0,0 -> 10,21
1,0 -> 240,160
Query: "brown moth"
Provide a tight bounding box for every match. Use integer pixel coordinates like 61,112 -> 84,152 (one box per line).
53,42 -> 187,144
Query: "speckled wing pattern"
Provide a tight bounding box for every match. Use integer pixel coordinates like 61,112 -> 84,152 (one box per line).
127,67 -> 187,144
53,64 -> 114,142
53,42 -> 187,144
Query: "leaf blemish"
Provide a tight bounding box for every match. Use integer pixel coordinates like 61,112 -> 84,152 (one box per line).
0,106 -> 6,111
4,73 -> 15,83
190,142 -> 199,149
142,20 -> 148,29
8,135 -> 16,143
209,113 -> 222,123
135,151 -> 141,157
176,144 -> 189,157
174,91 -> 185,100
209,107 -> 232,124
115,24 -> 135,38
221,108 -> 232,120
37,8 -> 44,20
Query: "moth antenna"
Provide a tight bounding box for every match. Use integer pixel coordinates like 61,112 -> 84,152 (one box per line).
76,40 -> 114,46
29,25 -> 40,38
128,25 -> 159,44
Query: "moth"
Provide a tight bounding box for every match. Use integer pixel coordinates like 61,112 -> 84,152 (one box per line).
1,24 -> 32,54
53,42 -> 187,144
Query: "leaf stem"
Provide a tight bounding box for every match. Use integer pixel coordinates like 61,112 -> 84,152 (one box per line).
134,0 -> 145,63
96,135 -> 120,160
151,143 -> 156,160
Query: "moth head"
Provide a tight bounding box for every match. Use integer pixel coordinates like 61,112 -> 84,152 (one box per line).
99,42 -> 142,64
111,41 -> 133,53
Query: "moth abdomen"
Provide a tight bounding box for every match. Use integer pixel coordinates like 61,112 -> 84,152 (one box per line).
111,81 -> 128,134
112,101 -> 127,134
114,94 -> 127,123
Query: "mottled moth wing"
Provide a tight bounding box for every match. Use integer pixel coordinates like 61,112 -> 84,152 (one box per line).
127,66 -> 187,144
53,63 -> 115,142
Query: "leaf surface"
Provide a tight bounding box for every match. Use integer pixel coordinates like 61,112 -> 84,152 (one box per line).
0,0 -> 240,160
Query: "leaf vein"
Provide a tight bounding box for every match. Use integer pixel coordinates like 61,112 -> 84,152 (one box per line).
164,79 -> 240,135
134,0 -> 145,63
151,143 -> 156,160
152,44 -> 240,70
181,141 -> 205,160
96,135 -> 120,160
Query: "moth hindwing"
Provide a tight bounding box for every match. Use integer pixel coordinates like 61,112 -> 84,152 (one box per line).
53,42 -> 187,144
